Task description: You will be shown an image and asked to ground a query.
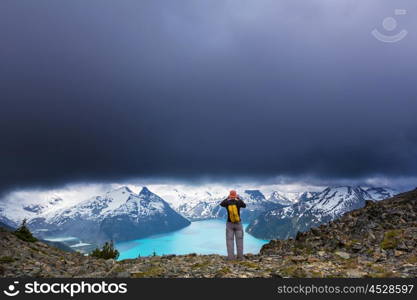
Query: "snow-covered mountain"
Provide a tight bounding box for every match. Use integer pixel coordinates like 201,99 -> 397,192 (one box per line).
0,189 -> 91,227
148,185 -> 297,222
0,183 -> 398,244
0,183 -> 314,227
146,184 -> 228,220
27,186 -> 190,242
238,190 -> 289,222
0,184 -> 303,240
267,191 -> 317,206
99,187 -> 191,241
23,196 -> 64,213
0,197 -> 69,228
246,186 -> 397,239
363,187 -> 397,200
0,208 -> 15,228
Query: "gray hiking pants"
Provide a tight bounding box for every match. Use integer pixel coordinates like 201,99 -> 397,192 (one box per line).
226,221 -> 244,259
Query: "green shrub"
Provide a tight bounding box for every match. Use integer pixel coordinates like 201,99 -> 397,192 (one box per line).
14,219 -> 37,242
0,256 -> 16,263
380,230 -> 402,250
90,241 -> 119,260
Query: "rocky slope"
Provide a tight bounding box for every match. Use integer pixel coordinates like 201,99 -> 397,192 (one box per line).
260,188 -> 417,277
1,188 -> 416,278
247,186 -> 396,239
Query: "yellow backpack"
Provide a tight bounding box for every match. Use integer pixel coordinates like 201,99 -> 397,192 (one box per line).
227,204 -> 240,223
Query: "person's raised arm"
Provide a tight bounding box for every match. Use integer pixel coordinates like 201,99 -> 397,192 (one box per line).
238,198 -> 246,208
220,199 -> 228,207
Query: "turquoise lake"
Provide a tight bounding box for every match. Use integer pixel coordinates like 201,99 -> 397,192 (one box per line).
115,219 -> 269,260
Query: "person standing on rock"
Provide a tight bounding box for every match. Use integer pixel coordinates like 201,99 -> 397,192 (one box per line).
220,190 -> 246,260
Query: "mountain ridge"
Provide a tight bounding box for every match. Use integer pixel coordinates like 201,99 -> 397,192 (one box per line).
0,184 -> 397,247
246,186 -> 396,239
27,186 -> 190,243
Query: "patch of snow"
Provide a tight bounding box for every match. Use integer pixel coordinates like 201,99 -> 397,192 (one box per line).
70,242 -> 91,248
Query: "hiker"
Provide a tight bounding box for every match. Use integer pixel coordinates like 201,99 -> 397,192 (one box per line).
220,190 -> 246,260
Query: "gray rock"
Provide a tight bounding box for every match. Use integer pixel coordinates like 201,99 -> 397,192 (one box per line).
335,251 -> 350,259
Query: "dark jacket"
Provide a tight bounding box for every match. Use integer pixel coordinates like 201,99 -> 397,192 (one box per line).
220,197 -> 246,223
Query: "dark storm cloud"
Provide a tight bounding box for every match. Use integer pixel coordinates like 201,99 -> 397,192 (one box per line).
1,0 -> 417,193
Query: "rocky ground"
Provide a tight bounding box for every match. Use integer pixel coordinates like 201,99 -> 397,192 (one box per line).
1,189 -> 416,278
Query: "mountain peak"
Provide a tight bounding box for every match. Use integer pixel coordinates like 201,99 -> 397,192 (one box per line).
139,186 -> 153,197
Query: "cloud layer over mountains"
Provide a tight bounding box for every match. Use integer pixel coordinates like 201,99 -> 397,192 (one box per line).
1,0 -> 416,194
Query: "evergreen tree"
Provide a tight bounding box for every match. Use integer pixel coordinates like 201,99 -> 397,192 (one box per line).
14,219 -> 37,242
90,240 -> 119,259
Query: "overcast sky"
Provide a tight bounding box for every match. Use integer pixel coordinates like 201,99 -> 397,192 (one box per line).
1,0 -> 416,195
